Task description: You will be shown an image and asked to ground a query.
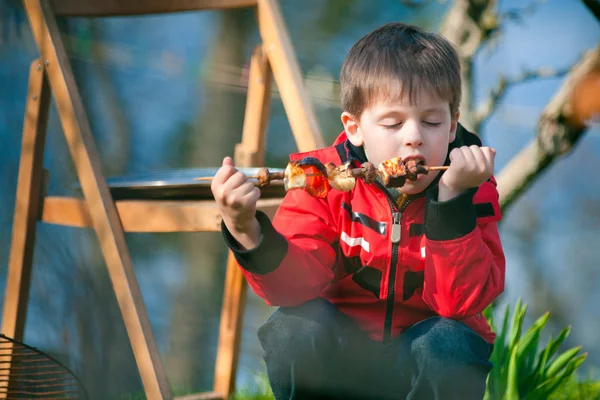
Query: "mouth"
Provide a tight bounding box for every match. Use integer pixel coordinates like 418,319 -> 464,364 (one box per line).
402,155 -> 426,166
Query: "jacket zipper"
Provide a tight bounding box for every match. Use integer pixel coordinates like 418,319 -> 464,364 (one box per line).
374,182 -> 412,343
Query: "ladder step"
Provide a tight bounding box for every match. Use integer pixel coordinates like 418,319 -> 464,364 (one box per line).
174,391 -> 225,400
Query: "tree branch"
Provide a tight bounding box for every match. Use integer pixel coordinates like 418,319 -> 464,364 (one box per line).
475,66 -> 571,127
497,46 -> 600,212
582,0 -> 600,22
499,0 -> 548,25
441,0 -> 496,131
399,0 -> 433,7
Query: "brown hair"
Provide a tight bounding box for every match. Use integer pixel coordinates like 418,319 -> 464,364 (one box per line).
340,22 -> 461,118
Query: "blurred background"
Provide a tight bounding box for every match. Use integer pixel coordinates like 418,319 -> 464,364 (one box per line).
0,0 -> 599,398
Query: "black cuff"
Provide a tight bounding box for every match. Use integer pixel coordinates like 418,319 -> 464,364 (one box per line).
424,187 -> 478,241
221,211 -> 288,275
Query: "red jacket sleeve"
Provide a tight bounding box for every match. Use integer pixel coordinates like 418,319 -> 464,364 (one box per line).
222,188 -> 338,307
422,179 -> 506,319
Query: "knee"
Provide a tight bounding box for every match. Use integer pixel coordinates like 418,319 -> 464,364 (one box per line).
403,317 -> 492,368
257,298 -> 341,357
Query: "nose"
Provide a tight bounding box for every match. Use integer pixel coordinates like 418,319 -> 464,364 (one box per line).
403,121 -> 424,148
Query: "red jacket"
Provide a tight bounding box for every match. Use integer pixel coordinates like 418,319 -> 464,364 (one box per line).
223,125 -> 505,343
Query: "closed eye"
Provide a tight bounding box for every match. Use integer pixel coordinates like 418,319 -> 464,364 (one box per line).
423,121 -> 441,127
382,122 -> 402,130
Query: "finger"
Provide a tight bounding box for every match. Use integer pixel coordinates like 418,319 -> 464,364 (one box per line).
227,184 -> 260,210
212,160 -> 237,187
221,170 -> 249,196
448,148 -> 464,164
211,167 -> 238,201
214,170 -> 246,204
469,145 -> 487,172
222,156 -> 234,167
247,186 -> 261,205
481,147 -> 496,171
459,146 -> 476,167
236,180 -> 257,197
482,146 -> 496,161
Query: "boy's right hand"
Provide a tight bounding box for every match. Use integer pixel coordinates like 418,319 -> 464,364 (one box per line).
211,157 -> 262,249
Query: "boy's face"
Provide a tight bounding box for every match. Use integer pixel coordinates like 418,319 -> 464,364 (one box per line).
342,88 -> 458,195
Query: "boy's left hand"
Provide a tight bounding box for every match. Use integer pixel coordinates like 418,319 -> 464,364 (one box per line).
438,145 -> 496,201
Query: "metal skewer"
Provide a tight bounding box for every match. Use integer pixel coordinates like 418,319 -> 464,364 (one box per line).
194,165 -> 449,183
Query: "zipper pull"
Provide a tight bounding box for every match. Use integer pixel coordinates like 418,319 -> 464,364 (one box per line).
391,212 -> 401,243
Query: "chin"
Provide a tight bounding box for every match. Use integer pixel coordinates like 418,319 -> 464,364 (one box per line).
401,179 -> 430,195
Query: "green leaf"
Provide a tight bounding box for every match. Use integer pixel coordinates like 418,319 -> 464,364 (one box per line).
528,379 -> 560,400
505,347 -> 520,400
508,300 -> 527,351
528,354 -> 587,399
546,347 -> 582,378
546,326 -> 572,361
537,326 -> 571,379
483,300 -> 590,400
516,312 -> 549,376
495,304 -> 512,359
490,304 -> 512,398
534,334 -> 553,383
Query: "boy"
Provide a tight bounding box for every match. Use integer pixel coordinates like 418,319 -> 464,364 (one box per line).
211,22 -> 505,400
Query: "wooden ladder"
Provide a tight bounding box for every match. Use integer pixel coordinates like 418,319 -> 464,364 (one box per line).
0,0 -> 324,399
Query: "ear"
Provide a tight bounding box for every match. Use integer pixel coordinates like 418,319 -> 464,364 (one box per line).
449,112 -> 459,142
341,111 -> 364,146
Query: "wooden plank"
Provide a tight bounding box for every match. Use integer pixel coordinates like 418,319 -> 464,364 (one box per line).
0,59 -> 49,342
41,196 -> 281,232
212,253 -> 248,396
174,392 -> 224,400
213,45 -> 274,397
49,0 -> 257,17
0,59 -> 50,400
257,0 -> 325,152
23,1 -> 171,398
234,45 -> 272,167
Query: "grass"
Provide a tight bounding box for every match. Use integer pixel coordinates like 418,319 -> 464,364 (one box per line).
118,371 -> 274,400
